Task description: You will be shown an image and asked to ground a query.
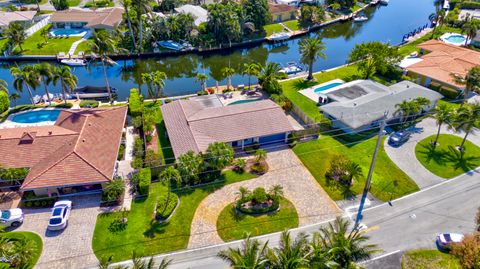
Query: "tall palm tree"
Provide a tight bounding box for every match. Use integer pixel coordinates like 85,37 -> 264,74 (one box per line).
4,22 -> 26,52
243,63 -> 261,90
462,19 -> 480,46
430,103 -> 452,147
452,66 -> 480,104
52,66 -> 78,103
132,0 -> 152,52
142,71 -> 167,102
394,97 -> 429,125
10,65 -> 40,105
265,231 -> 311,269
11,238 -> 38,268
258,62 -> 282,94
317,217 -> 377,268
299,36 -> 327,81
9,93 -> 20,107
430,9 -> 446,38
120,0 -> 137,51
450,103 -> 480,152
90,30 -> 124,104
131,251 -> 171,269
345,162 -> 363,186
159,166 -> 181,215
308,232 -> 339,269
236,186 -> 251,201
195,73 -> 209,92
221,67 -> 235,90
217,236 -> 269,269
35,63 -> 54,105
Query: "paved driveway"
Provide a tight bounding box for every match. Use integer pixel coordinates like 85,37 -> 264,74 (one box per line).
384,118 -> 480,188
188,148 -> 341,249
17,195 -> 101,269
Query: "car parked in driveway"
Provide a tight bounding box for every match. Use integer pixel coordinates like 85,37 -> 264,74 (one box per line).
436,233 -> 464,250
0,208 -> 24,228
388,130 -> 411,146
47,200 -> 72,231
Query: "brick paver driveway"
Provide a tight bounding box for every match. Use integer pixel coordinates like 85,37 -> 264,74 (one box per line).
18,195 -> 101,269
188,148 -> 341,249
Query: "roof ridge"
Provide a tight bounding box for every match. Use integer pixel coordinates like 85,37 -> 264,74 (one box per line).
178,101 -> 201,153
188,105 -> 280,122
21,151 -> 74,189
71,151 -> 111,180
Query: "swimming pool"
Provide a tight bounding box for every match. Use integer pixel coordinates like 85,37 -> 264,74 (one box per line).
313,82 -> 344,94
446,35 -> 466,44
440,33 -> 469,46
11,110 -> 61,124
228,99 -> 260,105
49,28 -> 87,37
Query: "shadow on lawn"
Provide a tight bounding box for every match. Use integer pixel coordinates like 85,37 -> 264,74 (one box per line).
143,219 -> 169,238
418,143 -> 480,173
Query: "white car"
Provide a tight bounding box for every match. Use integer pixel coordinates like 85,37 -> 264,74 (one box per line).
436,233 -> 464,250
0,208 -> 24,228
47,200 -> 72,231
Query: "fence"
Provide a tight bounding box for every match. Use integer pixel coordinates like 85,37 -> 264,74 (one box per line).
25,15 -> 50,37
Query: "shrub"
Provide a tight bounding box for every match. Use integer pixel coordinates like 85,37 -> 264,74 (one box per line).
205,142 -> 234,170
0,91 -> 9,114
156,192 -> 179,220
233,158 -> 246,173
250,161 -> 267,174
128,88 -> 144,117
176,151 -> 204,185
145,149 -> 163,167
102,177 -> 125,204
131,116 -> 143,129
244,142 -> 260,154
54,102 -> 73,108
117,144 -> 125,161
287,133 -> 299,148
79,100 -> 99,108
136,168 -> 151,195
439,87 -> 460,100
131,156 -> 144,169
85,0 -> 112,7
451,234 -> 480,269
50,0 -> 68,10
0,167 -> 29,181
459,1 -> 480,9
252,187 -> 268,204
133,137 -> 144,157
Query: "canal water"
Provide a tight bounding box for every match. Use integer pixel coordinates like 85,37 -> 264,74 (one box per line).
2,0 -> 435,105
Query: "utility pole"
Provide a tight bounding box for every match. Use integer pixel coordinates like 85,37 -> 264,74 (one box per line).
354,113 -> 388,229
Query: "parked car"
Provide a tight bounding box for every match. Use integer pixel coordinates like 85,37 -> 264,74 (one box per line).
388,130 -> 411,146
47,200 -> 72,231
0,208 -> 24,228
436,233 -> 464,250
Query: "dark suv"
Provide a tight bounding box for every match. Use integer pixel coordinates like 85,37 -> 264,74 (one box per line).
388,130 -> 411,146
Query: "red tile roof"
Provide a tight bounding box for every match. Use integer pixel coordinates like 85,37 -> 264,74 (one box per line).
50,8 -> 124,29
0,107 -> 127,190
269,3 -> 297,14
161,99 -> 294,158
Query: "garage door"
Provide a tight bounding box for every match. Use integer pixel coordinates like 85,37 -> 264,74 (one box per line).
259,133 -> 285,146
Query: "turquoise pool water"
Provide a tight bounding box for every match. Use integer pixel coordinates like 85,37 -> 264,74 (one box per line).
12,110 -> 61,124
228,99 -> 260,105
49,29 -> 86,37
313,82 -> 344,94
445,35 -> 466,44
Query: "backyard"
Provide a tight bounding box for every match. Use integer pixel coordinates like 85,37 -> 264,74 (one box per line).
402,249 -> 461,269
415,134 -> 480,179
12,26 -> 81,55
293,135 -> 419,201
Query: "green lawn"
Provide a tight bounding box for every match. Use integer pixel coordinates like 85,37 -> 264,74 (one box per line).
13,26 -> 80,55
92,170 -> 257,262
0,231 -> 43,268
75,39 -> 92,54
216,197 -> 298,242
0,38 -> 9,53
67,0 -> 81,6
143,102 -> 175,165
293,135 -> 418,201
402,249 -> 461,269
264,23 -> 286,36
283,20 -> 300,31
415,134 -> 480,179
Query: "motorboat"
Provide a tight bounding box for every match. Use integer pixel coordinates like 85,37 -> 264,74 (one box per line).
60,58 -> 87,66
279,62 -> 303,75
380,0 -> 389,5
157,40 -> 183,51
267,32 -> 291,42
73,86 -> 117,99
353,14 -> 368,22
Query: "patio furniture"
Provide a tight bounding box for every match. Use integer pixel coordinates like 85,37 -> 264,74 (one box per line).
237,84 -> 245,90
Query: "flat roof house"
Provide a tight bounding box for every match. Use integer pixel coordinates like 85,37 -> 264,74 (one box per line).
321,80 -> 443,133
0,107 -> 127,196
50,8 -> 124,30
405,40 -> 480,92
161,99 -> 294,158
0,11 -> 36,30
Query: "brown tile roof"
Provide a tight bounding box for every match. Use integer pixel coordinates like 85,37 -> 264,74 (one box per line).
161,99 -> 294,158
269,3 -> 297,14
50,8 -> 124,29
0,11 -> 36,27
407,40 -> 480,88
0,107 -> 127,190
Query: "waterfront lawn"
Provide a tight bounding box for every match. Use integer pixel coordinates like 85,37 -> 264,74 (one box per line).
216,197 -> 298,242
415,134 -> 480,179
283,20 -> 300,31
92,171 -> 257,262
75,39 -> 92,54
0,231 -> 43,268
264,23 -> 286,36
293,135 -> 418,201
12,26 -> 81,55
402,249 -> 461,269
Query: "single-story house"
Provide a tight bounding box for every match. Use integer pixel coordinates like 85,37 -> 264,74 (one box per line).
321,80 -> 443,133
0,107 -> 127,196
269,3 -> 297,23
404,40 -> 480,93
50,8 -> 124,30
275,0 -> 300,7
161,99 -> 294,158
0,11 -> 36,31
174,4 -> 208,27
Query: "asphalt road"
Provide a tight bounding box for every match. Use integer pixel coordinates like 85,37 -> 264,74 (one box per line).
110,169 -> 480,269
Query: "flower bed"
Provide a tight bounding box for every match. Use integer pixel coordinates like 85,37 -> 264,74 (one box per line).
235,185 -> 283,215
155,192 -> 179,222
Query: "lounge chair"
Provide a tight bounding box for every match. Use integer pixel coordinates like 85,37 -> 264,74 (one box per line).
229,93 -> 233,98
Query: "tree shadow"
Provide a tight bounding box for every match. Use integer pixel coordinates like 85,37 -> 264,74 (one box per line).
143,219 -> 169,238
417,142 -> 448,166
108,218 -> 128,234
230,205 -> 246,222
443,146 -> 480,173
291,79 -> 318,91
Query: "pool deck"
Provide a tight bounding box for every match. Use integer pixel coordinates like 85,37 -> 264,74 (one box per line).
0,108 -> 62,129
299,79 -> 345,103
218,90 -> 269,106
440,32 -> 470,47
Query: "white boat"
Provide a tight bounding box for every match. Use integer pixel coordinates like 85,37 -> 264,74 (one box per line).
42,93 -> 55,103
158,40 -> 183,51
267,32 -> 291,42
60,59 -> 87,66
73,86 -> 117,99
279,62 -> 303,75
353,14 -> 368,22
380,0 -> 389,5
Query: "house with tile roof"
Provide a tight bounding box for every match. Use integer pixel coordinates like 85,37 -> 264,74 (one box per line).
0,107 -> 127,196
161,99 -> 294,158
50,8 -> 124,31
269,3 -> 297,22
404,40 -> 480,94
0,11 -> 37,31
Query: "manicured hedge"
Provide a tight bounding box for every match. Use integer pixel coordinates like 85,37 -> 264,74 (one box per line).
137,168 -> 151,195
128,88 -> 144,117
155,192 -> 179,220
459,1 -> 480,9
80,100 -> 99,108
54,103 -> 73,108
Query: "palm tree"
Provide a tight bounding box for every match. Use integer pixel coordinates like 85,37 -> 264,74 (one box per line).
195,73 -> 209,92
132,0 -> 152,52
10,238 -> 38,268
35,63 -> 54,105
9,93 -> 20,107
430,104 -> 452,147
221,67 -> 235,90
52,66 -> 78,103
450,103 -> 480,152
217,236 -> 269,269
394,97 -> 429,125
345,162 -> 363,186
243,63 -> 261,90
142,71 -> 167,102
268,184 -> 283,198
10,65 -> 40,105
452,66 -> 480,104
4,22 -> 26,52
258,62 -> 282,94
159,166 -> 181,214
308,232 -> 339,269
90,30 -> 124,104
0,79 -> 8,93
255,149 -> 267,163
299,36 -> 327,81
317,217 -> 377,268
462,19 -> 480,46
236,186 -> 251,201
265,231 -> 311,269
430,9 -> 446,38
131,251 -> 171,269
120,0 -> 137,51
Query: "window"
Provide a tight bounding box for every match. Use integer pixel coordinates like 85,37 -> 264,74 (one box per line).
277,15 -> 282,22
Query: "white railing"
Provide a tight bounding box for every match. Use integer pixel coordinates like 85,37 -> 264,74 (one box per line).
25,15 -> 51,37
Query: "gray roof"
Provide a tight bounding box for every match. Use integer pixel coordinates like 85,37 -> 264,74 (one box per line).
321,80 -> 443,130
161,99 -> 294,158
174,4 -> 207,26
